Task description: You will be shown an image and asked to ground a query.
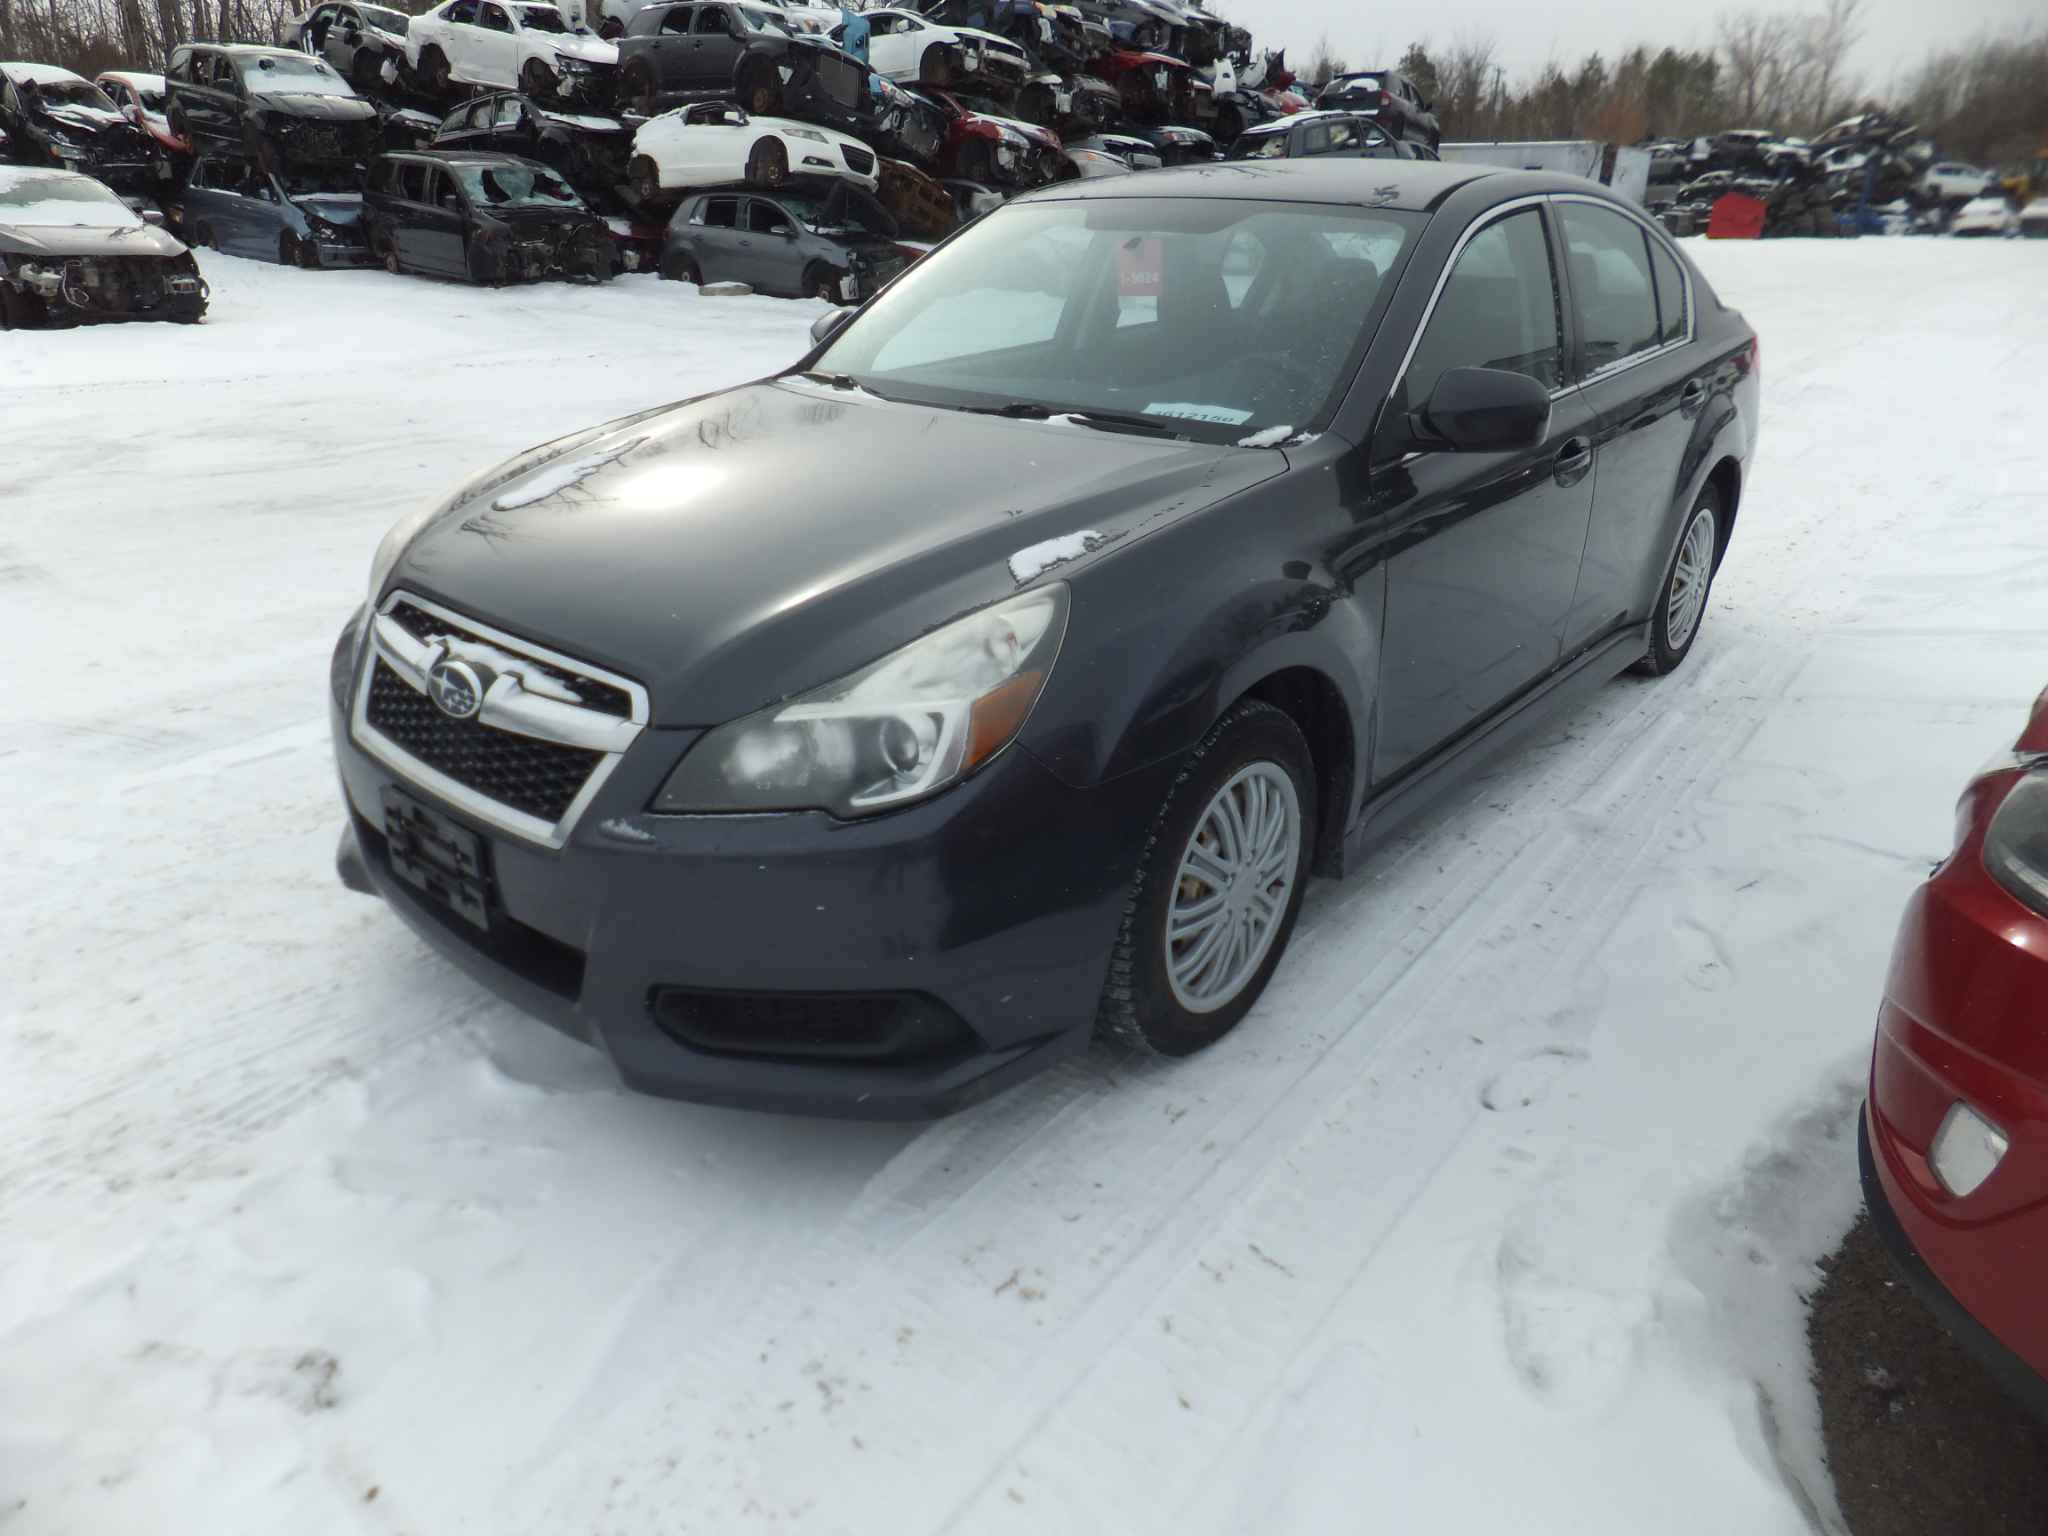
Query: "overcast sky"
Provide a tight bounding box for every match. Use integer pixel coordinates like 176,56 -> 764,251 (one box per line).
1249,0 -> 2042,97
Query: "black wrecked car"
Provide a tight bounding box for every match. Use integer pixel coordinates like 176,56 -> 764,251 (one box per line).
618,0 -> 868,121
363,148 -> 614,280
0,165 -> 206,326
1314,67 -> 1440,150
430,90 -> 633,209
333,160 -> 1757,1117
167,44 -> 381,172
658,182 -> 903,298
0,63 -> 162,196
1226,110 -> 1434,163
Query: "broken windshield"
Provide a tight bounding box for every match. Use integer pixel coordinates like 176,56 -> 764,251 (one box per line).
0,172 -> 140,227
239,53 -> 357,96
450,161 -> 583,208
32,78 -> 120,111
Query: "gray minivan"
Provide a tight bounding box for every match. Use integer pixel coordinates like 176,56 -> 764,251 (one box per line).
178,158 -> 373,267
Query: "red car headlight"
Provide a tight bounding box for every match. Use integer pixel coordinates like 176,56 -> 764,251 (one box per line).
1984,768 -> 2048,916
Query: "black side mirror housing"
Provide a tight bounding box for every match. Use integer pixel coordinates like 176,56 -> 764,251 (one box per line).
809,307 -> 851,345
1414,366 -> 1551,453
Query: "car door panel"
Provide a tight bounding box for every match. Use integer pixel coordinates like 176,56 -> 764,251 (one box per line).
1553,198 -> 1705,656
1364,202 -> 1596,784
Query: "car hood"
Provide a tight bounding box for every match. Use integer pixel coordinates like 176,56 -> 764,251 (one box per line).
547,34 -> 618,64
0,221 -> 186,257
251,90 -> 378,121
37,102 -> 131,134
391,378 -> 1284,724
295,192 -> 365,224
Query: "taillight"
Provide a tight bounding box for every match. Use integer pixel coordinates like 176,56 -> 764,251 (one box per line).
1379,90 -> 1392,109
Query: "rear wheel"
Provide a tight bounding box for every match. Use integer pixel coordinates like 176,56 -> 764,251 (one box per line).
1095,699 -> 1315,1056
660,248 -> 701,283
1636,486 -> 1722,675
745,137 -> 788,187
630,153 -> 663,205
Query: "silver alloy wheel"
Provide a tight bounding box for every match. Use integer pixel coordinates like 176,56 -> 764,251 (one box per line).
1165,762 -> 1301,1014
1666,505 -> 1718,651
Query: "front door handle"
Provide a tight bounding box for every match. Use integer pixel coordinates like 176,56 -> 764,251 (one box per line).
1553,436 -> 1593,486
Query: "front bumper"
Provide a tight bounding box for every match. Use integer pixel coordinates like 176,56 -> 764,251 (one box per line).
330,616 -> 1165,1117
311,238 -> 376,269
1864,785 -> 2048,1403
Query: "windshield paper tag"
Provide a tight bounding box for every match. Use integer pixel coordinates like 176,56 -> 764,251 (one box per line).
1144,402 -> 1253,425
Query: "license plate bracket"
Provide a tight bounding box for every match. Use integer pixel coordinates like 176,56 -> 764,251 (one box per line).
382,786 -> 491,930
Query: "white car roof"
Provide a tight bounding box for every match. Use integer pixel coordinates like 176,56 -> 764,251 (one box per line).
2,61 -> 90,86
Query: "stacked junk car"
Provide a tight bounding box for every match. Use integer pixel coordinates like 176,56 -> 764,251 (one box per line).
0,0 -> 1323,322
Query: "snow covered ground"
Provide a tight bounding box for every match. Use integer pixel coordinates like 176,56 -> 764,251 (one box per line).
4,240 -> 2046,1535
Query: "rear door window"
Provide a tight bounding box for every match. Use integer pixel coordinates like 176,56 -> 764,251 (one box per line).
701,195 -> 739,227
1557,201 -> 1660,374
1646,234 -> 1688,346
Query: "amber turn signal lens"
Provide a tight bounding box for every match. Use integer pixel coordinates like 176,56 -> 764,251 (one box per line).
965,671 -> 1044,769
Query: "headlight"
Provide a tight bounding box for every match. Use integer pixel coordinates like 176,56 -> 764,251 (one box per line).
785,126 -> 827,142
1985,768 -> 2048,915
655,585 -> 1069,817
556,54 -> 592,72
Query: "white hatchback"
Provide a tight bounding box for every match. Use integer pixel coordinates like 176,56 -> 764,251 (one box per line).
629,100 -> 880,200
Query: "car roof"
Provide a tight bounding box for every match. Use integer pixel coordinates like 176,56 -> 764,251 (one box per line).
187,42 -> 310,56
1241,108 -> 1381,133
388,149 -> 533,163
2,61 -> 90,84
99,70 -> 168,89
1013,158 -> 1514,213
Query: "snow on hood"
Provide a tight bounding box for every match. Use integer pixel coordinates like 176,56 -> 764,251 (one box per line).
1007,529 -> 1114,584
538,108 -> 625,132
43,104 -> 129,132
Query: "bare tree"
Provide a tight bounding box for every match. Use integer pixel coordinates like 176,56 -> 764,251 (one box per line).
1798,0 -> 1863,132
1717,9 -> 1794,123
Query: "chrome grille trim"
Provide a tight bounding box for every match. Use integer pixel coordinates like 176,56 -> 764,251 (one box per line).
351,590 -> 650,849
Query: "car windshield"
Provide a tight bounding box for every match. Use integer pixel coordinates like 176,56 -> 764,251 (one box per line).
812,196 -> 1418,443
740,8 -> 794,33
1328,74 -> 1379,92
1228,131 -> 1288,160
136,86 -> 169,110
512,4 -> 569,31
31,78 -> 120,111
0,172 -> 139,227
240,53 -> 356,95
451,160 -> 583,207
362,5 -> 411,31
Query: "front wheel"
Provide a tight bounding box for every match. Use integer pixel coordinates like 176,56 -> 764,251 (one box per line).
420,46 -> 452,96
1636,486 -> 1722,675
1095,699 -> 1315,1056
803,261 -> 842,303
521,57 -> 556,100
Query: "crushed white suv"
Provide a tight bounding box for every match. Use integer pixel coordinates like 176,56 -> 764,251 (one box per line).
629,100 -> 880,201
406,0 -> 618,104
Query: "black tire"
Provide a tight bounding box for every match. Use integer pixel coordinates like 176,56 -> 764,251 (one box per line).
380,233 -> 402,274
1635,485 -> 1723,676
280,231 -> 302,268
1017,81 -> 1055,127
624,61 -> 658,117
630,154 -> 663,205
191,220 -> 216,250
803,261 -> 840,303
1215,104 -> 1244,144
421,46 -> 452,96
351,50 -> 381,93
746,137 -> 787,187
920,44 -> 951,89
0,284 -> 18,330
660,249 -> 701,283
742,62 -> 781,116
1095,699 -> 1316,1057
957,139 -> 994,184
521,57 -> 556,100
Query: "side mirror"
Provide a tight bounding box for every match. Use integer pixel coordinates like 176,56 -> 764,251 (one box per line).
779,224 -> 796,239
809,306 -> 851,345
1414,366 -> 1551,453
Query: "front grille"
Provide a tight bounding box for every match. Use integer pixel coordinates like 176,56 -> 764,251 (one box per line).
841,144 -> 875,175
385,600 -> 633,718
364,658 -> 602,823
649,988 -> 976,1064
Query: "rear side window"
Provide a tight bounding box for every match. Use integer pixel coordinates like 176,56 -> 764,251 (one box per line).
1558,201 -> 1658,374
399,161 -> 431,201
1404,206 -> 1562,405
1646,235 -> 1688,345
702,195 -> 738,227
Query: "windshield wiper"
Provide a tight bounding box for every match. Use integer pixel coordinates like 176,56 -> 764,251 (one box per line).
959,401 -> 1185,439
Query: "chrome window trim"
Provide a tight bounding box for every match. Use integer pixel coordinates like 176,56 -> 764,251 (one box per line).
1385,194 -> 1576,411
1549,191 -> 1696,381
350,589 -> 650,851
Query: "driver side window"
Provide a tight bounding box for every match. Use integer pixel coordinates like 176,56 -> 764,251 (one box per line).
1403,207 -> 1563,410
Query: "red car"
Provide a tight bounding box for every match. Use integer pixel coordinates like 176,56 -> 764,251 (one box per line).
1864,681 -> 2048,1415
912,87 -> 1066,188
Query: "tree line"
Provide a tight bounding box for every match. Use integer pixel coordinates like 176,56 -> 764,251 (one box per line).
1298,0 -> 2045,169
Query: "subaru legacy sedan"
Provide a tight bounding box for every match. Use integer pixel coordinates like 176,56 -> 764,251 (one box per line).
332,160 -> 1759,1117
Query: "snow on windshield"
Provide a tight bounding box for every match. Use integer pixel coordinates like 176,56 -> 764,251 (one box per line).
239,53 -> 357,96
0,174 -> 139,228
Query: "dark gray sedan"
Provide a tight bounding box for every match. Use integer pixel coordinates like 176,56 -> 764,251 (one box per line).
177,158 -> 373,267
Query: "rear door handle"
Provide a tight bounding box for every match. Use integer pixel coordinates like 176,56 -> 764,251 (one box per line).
1554,436 -> 1593,486
1681,379 -> 1708,410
